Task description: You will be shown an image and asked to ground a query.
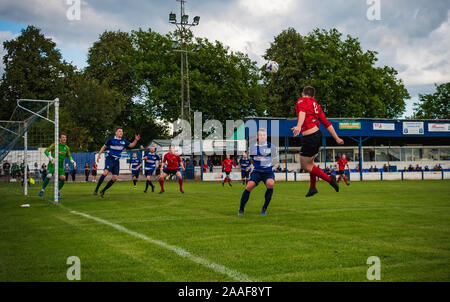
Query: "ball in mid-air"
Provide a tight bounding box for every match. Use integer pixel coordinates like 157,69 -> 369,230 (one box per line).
266,61 -> 279,73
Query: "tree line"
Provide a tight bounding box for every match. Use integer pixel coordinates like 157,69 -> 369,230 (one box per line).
1,25 -> 444,152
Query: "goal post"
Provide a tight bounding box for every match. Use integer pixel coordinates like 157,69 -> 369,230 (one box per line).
0,98 -> 60,203
17,98 -> 59,203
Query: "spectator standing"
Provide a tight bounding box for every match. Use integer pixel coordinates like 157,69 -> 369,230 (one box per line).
71,164 -> 77,182
84,162 -> 90,182
91,162 -> 98,182
202,161 -> 209,173
64,163 -> 70,180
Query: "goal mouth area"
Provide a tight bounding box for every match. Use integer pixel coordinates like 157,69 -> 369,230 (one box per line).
0,98 -> 59,202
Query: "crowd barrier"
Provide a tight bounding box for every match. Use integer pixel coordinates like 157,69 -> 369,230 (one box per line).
201,171 -> 449,181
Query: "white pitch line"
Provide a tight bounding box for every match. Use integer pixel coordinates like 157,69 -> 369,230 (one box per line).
60,206 -> 253,282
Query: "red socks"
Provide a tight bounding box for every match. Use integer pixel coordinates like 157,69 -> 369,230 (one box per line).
309,173 -> 317,190
311,165 -> 332,183
159,177 -> 183,191
159,178 -> 164,191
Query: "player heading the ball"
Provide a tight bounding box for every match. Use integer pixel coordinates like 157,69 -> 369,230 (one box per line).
291,86 -> 343,197
93,126 -> 140,198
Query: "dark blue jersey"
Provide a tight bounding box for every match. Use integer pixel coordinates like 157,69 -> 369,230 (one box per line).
104,136 -> 131,159
248,142 -> 278,173
144,152 -> 160,170
239,158 -> 251,171
130,158 -> 141,171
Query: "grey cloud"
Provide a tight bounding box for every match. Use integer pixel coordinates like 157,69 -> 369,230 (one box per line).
0,0 -> 448,87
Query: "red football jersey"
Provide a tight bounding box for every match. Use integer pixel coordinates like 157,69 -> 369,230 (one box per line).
163,152 -> 181,169
92,163 -> 97,170
222,159 -> 236,172
337,158 -> 348,170
296,97 -> 331,132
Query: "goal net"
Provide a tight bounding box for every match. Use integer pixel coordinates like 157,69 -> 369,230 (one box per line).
0,99 -> 59,204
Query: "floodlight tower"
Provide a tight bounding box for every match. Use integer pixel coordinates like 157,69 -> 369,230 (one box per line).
169,0 -> 200,124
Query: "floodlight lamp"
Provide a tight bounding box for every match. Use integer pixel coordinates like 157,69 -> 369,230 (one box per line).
193,16 -> 200,25
169,12 -> 176,22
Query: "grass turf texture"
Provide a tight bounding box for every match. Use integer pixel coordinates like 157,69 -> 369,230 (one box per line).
0,180 -> 449,282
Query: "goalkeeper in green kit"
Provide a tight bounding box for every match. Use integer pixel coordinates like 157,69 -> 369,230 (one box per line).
38,133 -> 76,201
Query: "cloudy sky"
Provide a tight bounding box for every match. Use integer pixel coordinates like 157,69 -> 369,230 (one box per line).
0,0 -> 449,117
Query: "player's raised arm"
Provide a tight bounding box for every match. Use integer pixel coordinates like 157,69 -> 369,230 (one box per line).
317,108 -> 344,145
292,111 -> 306,137
128,134 -> 140,148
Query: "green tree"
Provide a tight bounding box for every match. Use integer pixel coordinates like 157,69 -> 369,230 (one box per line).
132,28 -> 265,124
85,30 -> 136,100
63,73 -> 127,150
262,28 -> 409,118
412,83 -> 450,119
188,38 -> 265,123
85,30 -> 169,145
0,25 -> 74,120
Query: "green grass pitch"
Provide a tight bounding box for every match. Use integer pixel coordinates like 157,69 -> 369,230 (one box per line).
0,180 -> 449,282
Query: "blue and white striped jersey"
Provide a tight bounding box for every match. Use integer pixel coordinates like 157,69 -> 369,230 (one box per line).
248,142 -> 278,173
143,152 -> 160,170
130,158 -> 141,171
104,136 -> 131,158
239,158 -> 251,171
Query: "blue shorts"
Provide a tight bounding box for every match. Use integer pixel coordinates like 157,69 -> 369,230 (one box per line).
144,169 -> 155,176
249,170 -> 275,186
105,156 -> 120,175
132,170 -> 140,178
241,170 -> 250,179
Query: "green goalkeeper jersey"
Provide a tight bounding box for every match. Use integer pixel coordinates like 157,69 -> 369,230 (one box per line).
45,143 -> 72,167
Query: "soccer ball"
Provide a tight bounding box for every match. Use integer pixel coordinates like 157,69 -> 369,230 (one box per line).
266,61 -> 279,73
